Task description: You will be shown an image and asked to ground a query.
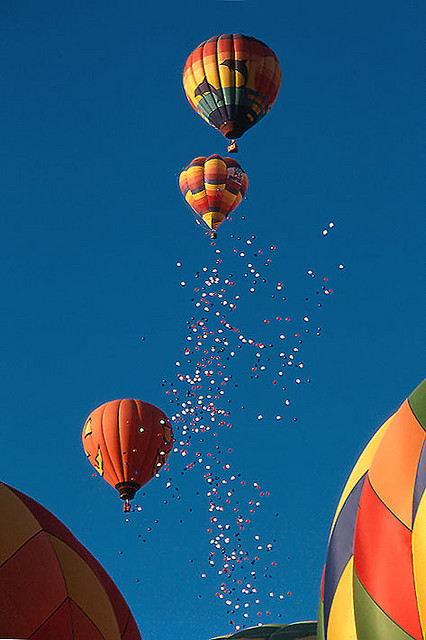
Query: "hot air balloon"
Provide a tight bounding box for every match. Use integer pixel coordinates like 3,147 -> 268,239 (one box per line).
82,399 -> 173,512
183,34 -> 281,152
210,622 -> 317,639
0,481 -> 142,639
179,154 -> 248,238
318,377 -> 426,640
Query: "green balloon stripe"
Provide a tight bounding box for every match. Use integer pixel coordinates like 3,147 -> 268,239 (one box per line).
353,570 -> 417,640
408,378 -> 426,432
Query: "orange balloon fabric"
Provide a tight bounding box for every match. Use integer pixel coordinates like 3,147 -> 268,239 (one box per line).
82,399 -> 173,503
0,481 -> 142,639
179,155 -> 248,236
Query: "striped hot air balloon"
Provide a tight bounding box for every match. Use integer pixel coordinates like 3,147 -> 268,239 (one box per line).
179,155 -> 248,238
183,34 -> 281,151
318,377 -> 426,640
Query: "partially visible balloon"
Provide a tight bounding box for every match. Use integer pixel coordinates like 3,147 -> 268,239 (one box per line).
179,155 -> 248,238
183,34 -> 281,147
318,378 -> 426,640
210,621 -> 317,639
0,481 -> 142,639
82,399 -> 173,510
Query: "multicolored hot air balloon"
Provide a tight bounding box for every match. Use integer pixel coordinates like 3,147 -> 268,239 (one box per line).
183,34 -> 281,152
318,377 -> 426,640
210,622 -> 317,640
0,481 -> 141,639
82,399 -> 173,511
179,154 -> 248,238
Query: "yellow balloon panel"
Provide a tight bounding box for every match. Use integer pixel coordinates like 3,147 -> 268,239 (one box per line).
0,483 -> 42,566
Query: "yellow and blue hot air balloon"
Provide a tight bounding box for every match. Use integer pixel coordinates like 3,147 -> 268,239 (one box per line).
318,378 -> 426,640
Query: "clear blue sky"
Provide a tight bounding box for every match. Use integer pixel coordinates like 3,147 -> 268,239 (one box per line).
0,1 -> 424,639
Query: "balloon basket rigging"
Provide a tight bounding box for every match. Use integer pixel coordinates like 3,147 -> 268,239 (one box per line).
227,140 -> 238,153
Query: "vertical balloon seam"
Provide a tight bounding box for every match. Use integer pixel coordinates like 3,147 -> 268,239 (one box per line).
212,37 -> 228,125
182,173 -> 214,232
200,40 -> 221,128
101,401 -> 123,485
185,50 -> 206,126
204,156 -> 222,214
118,400 -> 128,483
133,400 -> 154,486
232,35 -> 246,126
132,400 -> 151,488
133,399 -> 153,485
263,47 -> 281,116
137,402 -> 158,486
186,158 -> 206,214
253,37 -> 268,128
181,159 -> 217,231
217,33 -> 236,122
190,163 -> 208,221
133,400 -> 147,487
101,401 -> 123,487
238,36 -> 256,129
211,156 -> 228,218
182,51 -> 195,111
208,37 -> 228,127
206,36 -> 226,128
127,399 -> 140,484
184,49 -> 202,123
230,34 -> 237,125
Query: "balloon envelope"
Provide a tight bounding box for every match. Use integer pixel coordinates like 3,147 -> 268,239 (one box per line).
82,399 -> 173,504
179,155 -> 248,236
318,378 -> 426,639
183,34 -> 281,140
210,622 -> 317,639
0,481 -> 142,639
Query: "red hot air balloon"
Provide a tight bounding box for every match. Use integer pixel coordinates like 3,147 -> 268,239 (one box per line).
82,399 -> 173,511
0,481 -> 142,639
